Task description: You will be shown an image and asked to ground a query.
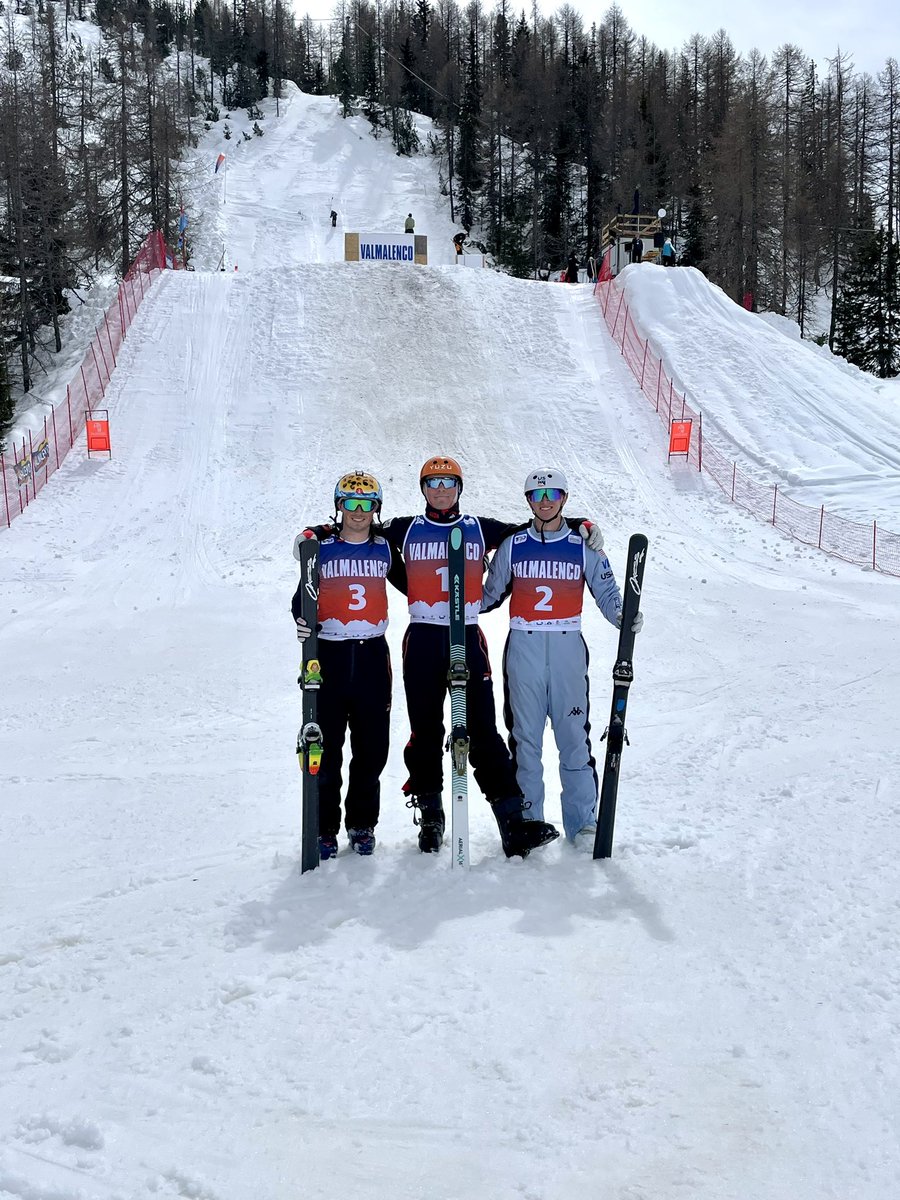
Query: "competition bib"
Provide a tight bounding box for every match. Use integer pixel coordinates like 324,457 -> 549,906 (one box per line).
403,516 -> 485,625
317,536 -> 390,639
508,530 -> 585,630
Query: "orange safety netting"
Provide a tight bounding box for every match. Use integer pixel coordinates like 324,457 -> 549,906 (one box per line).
2,232 -> 169,529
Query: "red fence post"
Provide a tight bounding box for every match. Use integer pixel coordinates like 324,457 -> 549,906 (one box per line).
655,360 -> 663,412
1,451 -> 10,528
697,412 -> 703,471
51,406 -> 61,469
873,522 -> 877,571
611,291 -> 624,342
95,329 -> 111,385
772,484 -> 778,525
90,341 -> 106,390
731,462 -> 736,501
104,311 -> 117,367
639,340 -> 649,390
818,506 -> 824,549
27,430 -> 36,500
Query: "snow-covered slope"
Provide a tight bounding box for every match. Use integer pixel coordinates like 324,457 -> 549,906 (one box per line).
187,84 -> 466,271
1,86 -> 899,1200
615,262 -> 900,523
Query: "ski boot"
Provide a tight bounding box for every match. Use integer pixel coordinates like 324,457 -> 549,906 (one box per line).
491,796 -> 559,859
348,828 -> 376,856
407,792 -> 445,853
318,834 -> 339,861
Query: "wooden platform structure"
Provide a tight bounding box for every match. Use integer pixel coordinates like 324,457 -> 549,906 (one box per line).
602,213 -> 665,270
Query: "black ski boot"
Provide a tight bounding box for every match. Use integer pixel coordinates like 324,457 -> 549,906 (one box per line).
491,796 -> 560,859
408,792 -> 445,852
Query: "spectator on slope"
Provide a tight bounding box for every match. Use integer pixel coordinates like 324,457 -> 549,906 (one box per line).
661,237 -> 676,266
630,236 -> 644,264
292,472 -> 407,861
453,231 -> 466,257
482,469 -> 643,852
405,213 -> 415,233
566,252 -> 580,283
537,262 -> 551,282
330,208 -> 338,228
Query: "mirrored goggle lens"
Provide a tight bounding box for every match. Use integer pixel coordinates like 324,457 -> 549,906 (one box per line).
527,488 -> 564,503
342,497 -> 376,512
425,476 -> 458,489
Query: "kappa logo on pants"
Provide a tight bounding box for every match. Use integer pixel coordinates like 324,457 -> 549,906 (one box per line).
568,706 -> 584,717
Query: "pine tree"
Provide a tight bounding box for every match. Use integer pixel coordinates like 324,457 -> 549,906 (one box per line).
456,21 -> 484,230
833,227 -> 900,376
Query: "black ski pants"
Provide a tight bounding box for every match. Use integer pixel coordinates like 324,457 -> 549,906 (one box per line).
401,622 -> 520,802
316,637 -> 392,837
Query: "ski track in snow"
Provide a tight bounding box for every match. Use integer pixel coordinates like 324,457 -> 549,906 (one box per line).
2,84 -> 899,1200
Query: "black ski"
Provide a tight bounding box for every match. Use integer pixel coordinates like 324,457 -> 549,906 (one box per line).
293,535 -> 323,873
447,523 -> 470,869
594,533 -> 648,860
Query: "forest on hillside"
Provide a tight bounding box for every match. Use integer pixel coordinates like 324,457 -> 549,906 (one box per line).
2,0 -> 899,439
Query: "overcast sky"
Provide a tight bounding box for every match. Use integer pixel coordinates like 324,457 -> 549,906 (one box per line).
598,0 -> 889,77
298,2 -> 891,79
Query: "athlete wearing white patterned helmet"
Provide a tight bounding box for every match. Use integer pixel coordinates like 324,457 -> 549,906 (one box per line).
483,469 -> 641,855
524,467 -> 568,496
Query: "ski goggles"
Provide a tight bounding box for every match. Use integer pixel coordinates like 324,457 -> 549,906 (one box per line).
527,487 -> 565,503
424,476 -> 459,490
341,497 -> 377,512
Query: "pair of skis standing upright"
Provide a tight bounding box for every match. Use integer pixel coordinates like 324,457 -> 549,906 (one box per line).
294,530 -> 648,873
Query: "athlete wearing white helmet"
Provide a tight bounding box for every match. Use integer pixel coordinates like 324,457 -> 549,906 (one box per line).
483,469 -> 644,852
523,468 -> 569,495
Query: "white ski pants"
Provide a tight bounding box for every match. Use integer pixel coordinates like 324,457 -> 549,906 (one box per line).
501,628 -> 598,840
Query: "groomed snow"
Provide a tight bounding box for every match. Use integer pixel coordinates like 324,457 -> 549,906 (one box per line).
615,262 -> 900,523
2,85 -> 899,1200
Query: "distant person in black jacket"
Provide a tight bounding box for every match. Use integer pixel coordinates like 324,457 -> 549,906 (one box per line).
566,252 -> 579,283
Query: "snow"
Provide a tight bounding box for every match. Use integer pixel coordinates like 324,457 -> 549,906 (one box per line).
614,262 -> 900,522
2,85 -> 900,1200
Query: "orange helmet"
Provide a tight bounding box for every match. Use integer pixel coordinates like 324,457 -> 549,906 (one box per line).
420,455 -> 463,494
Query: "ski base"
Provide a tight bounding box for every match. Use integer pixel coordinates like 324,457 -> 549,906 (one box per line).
594,533 -> 648,860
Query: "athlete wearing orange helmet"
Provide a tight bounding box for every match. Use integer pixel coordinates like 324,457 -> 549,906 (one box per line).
418,455 -> 463,492
375,455 -> 604,859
